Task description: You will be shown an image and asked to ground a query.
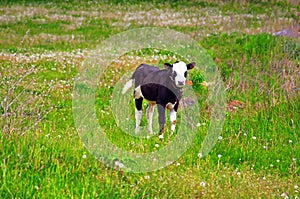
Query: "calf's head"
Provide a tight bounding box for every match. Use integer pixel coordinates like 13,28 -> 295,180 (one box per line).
164,61 -> 195,88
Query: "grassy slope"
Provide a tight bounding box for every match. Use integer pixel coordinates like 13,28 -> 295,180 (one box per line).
0,1 -> 299,198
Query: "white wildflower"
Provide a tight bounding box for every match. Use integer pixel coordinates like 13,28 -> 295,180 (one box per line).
200,182 -> 206,187
280,192 -> 288,199
198,153 -> 203,158
118,163 -> 124,168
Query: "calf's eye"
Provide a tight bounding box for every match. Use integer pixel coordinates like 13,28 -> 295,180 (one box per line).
184,71 -> 187,77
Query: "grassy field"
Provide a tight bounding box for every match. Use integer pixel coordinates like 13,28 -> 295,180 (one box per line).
0,0 -> 299,198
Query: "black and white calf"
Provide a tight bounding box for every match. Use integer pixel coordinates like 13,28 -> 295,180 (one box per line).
122,61 -> 195,134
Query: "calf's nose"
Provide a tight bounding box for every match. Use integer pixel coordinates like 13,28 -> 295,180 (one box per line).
178,81 -> 185,86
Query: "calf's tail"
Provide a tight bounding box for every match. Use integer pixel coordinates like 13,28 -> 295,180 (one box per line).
122,79 -> 134,94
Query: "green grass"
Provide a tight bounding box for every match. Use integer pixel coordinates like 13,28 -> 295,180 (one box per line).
1,0 -> 299,198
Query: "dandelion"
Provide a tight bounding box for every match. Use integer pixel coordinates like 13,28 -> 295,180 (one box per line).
82,154 -> 87,159
218,154 -> 222,158
276,159 -> 280,163
289,140 -> 292,143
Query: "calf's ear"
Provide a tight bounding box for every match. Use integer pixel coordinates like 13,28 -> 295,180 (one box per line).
164,63 -> 173,69
187,62 -> 196,70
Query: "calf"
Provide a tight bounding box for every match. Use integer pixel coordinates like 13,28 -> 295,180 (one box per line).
122,61 -> 195,134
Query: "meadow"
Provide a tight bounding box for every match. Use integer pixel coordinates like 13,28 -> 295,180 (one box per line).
0,0 -> 299,198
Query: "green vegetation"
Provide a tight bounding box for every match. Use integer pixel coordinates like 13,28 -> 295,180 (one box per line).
0,0 -> 299,198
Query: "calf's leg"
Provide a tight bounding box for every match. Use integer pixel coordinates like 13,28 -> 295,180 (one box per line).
134,97 -> 143,133
157,104 -> 166,133
146,102 -> 155,134
169,109 -> 177,132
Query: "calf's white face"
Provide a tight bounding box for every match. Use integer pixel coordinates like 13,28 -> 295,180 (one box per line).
171,61 -> 195,88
